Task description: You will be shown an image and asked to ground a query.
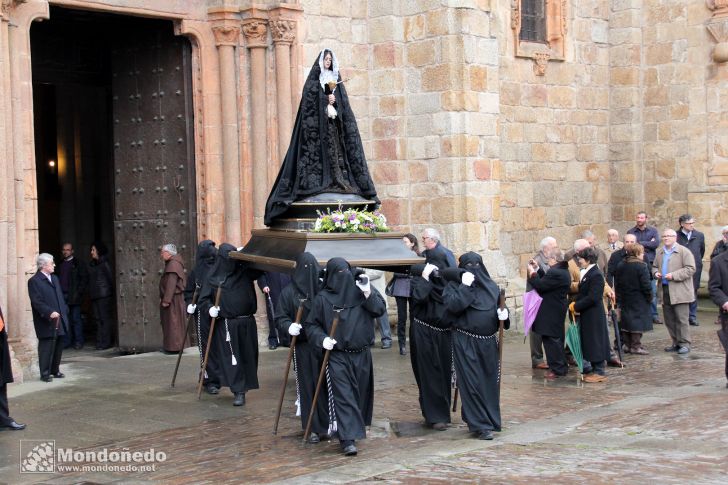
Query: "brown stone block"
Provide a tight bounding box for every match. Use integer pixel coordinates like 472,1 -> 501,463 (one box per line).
379,95 -> 405,116
426,9 -> 450,36
431,196 -> 456,223
372,117 -> 403,138
522,84 -> 547,107
374,139 -> 398,161
373,42 -> 402,69
380,198 -> 405,226
372,161 -> 401,185
422,64 -> 463,92
548,86 -> 576,108
473,159 -> 491,180
645,43 -> 672,66
411,198 -> 432,224
655,159 -> 676,179
645,181 -> 670,204
408,161 -> 429,183
491,196 -> 501,221
531,143 -> 555,162
500,82 -> 521,106
658,123 -> 672,141
502,123 -> 524,143
469,65 -> 488,92
670,179 -> 688,202
404,14 -> 426,41
523,207 -> 545,230
441,90 -> 479,111
610,67 -> 639,86
370,70 -> 405,95
441,135 -> 479,157
406,39 -> 437,67
501,207 -> 523,232
670,104 -> 689,120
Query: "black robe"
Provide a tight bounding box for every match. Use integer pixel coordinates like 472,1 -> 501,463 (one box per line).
198,243 -> 263,394
409,263 -> 454,425
574,265 -> 611,363
275,252 -> 328,435
443,252 -> 508,434
615,257 -> 653,333
264,51 -> 378,225
529,262 -> 571,338
304,258 -> 386,441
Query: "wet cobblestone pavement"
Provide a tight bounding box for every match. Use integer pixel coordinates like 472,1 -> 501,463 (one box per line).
2,308 -> 727,483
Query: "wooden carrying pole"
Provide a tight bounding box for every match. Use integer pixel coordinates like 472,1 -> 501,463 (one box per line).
273,300 -> 306,435
171,287 -> 198,387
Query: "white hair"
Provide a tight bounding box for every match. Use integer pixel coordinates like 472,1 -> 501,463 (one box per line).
573,239 -> 589,251
607,229 -> 619,236
722,225 -> 728,234
582,230 -> 594,239
36,253 -> 54,271
422,228 -> 441,242
540,236 -> 556,250
162,244 -> 177,255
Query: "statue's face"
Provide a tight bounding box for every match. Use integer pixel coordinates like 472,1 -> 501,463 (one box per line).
323,53 -> 332,69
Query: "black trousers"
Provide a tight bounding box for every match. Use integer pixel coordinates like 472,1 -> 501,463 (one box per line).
395,296 -> 409,344
0,384 -> 12,425
542,335 -> 568,376
38,337 -> 63,377
93,296 -> 114,348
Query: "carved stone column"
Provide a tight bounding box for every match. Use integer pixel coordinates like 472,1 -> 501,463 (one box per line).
270,16 -> 295,163
211,15 -> 243,245
242,16 -> 268,228
707,0 -> 728,63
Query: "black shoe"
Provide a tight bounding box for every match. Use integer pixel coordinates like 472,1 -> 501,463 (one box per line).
206,384 -> 220,395
308,432 -> 320,444
340,440 -> 357,456
664,345 -> 679,352
399,344 -> 407,356
431,422 -> 447,431
41,375 -> 53,383
233,392 -> 246,406
268,344 -> 278,350
653,317 -> 663,325
689,320 -> 699,326
381,341 -> 392,350
478,430 -> 494,440
1,421 -> 26,431
52,372 -> 65,379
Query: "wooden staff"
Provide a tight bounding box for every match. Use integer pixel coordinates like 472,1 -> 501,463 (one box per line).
498,287 -> 506,391
273,299 -> 306,435
303,308 -> 342,443
196,285 -> 223,399
171,286 -> 198,388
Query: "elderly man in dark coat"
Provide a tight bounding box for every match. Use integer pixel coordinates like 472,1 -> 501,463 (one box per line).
676,214 -> 705,326
708,250 -> 728,388
527,251 -> 571,378
159,243 -> 188,353
1,304 -> 25,430
569,247 -> 611,383
614,243 -> 653,354
443,252 -> 510,441
28,253 -> 69,382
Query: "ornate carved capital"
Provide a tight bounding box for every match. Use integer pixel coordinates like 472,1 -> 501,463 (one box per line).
242,19 -> 268,49
707,0 -> 728,18
212,25 -> 240,47
533,52 -> 551,76
270,19 -> 295,45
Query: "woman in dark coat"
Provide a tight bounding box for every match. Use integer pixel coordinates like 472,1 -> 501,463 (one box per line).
1,304 -> 25,430
615,243 -> 653,354
443,252 -> 510,441
527,252 -> 571,377
89,241 -> 115,350
275,252 -> 328,443
391,233 -> 420,355
570,247 -> 611,383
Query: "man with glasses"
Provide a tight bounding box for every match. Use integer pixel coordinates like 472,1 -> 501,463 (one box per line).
420,228 -> 456,268
653,230 -> 696,354
676,214 -> 705,326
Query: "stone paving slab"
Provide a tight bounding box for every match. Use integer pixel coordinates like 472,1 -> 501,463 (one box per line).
0,309 -> 726,483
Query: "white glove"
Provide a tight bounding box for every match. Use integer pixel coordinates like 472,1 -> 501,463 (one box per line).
289,322 -> 302,336
355,275 -> 371,294
186,304 -> 196,315
236,247 -> 244,252
209,306 -> 220,318
322,337 -> 337,350
497,308 -> 509,321
462,272 -> 475,287
422,263 -> 438,281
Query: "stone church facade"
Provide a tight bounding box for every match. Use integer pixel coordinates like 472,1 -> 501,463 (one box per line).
1,0 -> 726,379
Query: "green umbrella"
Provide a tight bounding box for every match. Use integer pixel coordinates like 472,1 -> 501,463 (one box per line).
565,310 -> 584,375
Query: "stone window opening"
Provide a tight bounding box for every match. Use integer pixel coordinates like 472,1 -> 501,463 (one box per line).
512,0 -> 567,76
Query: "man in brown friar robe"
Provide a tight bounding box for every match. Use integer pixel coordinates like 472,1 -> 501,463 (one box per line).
159,243 -> 188,353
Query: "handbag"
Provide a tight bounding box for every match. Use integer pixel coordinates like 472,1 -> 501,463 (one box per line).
385,277 -> 395,297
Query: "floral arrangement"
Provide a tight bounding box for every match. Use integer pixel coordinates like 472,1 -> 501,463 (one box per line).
313,206 -> 389,234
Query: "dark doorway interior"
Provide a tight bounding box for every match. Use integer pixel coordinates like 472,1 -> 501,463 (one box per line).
31,7 -> 197,352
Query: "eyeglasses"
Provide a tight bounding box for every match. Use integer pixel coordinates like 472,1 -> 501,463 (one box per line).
661,235 -> 676,238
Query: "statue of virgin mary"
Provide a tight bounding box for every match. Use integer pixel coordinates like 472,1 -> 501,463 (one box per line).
264,48 -> 379,226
